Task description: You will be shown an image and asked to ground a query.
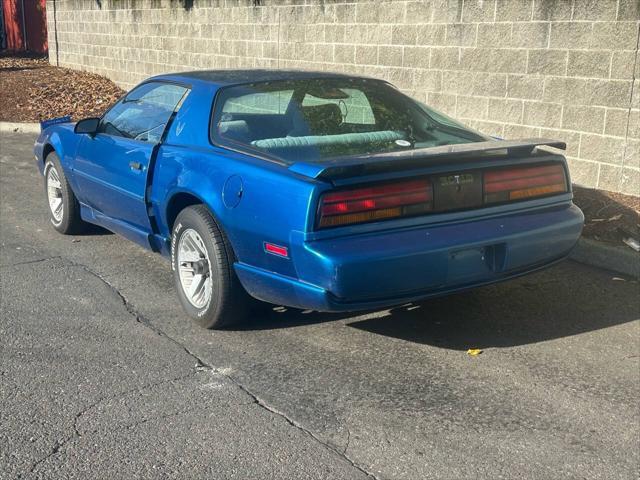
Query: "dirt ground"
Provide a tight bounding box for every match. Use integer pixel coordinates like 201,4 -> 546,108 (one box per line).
573,186 -> 639,247
0,54 -> 124,122
1,54 -> 638,249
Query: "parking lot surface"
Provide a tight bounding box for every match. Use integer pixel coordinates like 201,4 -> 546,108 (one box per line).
1,132 -> 638,479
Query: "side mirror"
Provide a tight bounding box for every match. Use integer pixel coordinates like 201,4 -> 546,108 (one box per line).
74,117 -> 100,135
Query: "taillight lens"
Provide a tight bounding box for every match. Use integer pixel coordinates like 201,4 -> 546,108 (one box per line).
318,179 -> 432,228
316,163 -> 567,229
484,164 -> 567,204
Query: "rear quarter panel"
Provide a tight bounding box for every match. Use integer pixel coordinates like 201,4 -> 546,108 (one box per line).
151,81 -> 321,278
152,145 -> 318,278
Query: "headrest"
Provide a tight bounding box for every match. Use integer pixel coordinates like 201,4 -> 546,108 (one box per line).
218,120 -> 250,139
301,103 -> 342,134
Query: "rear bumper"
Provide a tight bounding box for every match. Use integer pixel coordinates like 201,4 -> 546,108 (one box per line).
235,203 -> 584,312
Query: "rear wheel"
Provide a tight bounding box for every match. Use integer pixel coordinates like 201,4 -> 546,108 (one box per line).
171,205 -> 250,329
44,153 -> 85,234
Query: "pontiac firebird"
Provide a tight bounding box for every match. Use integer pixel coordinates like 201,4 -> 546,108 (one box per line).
34,70 -> 584,328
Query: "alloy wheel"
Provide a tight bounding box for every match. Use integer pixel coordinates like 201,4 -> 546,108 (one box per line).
177,228 -> 213,308
46,165 -> 64,224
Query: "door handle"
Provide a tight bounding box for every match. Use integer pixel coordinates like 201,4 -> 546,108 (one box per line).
129,161 -> 143,171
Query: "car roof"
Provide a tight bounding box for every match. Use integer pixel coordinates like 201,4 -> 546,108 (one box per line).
150,69 -> 376,88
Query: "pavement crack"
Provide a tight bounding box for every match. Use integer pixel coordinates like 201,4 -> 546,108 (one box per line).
122,408 -> 194,432
26,434 -> 75,476
57,258 -> 380,480
72,372 -> 196,437
343,426 -> 351,456
238,389 -> 378,480
26,373 -> 195,476
0,255 -> 62,269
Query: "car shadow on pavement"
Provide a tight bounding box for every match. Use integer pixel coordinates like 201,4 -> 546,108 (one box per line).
351,272 -> 638,350
237,263 -> 639,350
238,306 -> 353,331
81,224 -> 113,236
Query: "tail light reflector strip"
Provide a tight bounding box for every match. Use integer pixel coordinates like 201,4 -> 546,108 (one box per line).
316,163 -> 568,229
484,164 -> 567,204
318,179 -> 432,228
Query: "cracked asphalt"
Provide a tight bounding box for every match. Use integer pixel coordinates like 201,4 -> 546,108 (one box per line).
1,132 -> 639,479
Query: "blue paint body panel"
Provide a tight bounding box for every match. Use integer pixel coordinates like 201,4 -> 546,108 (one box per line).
33,70 -> 584,313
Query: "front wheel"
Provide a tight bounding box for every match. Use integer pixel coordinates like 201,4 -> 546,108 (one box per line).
44,153 -> 85,234
171,205 -> 250,329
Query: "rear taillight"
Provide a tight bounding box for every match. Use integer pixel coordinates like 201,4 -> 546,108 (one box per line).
316,163 -> 567,229
318,179 -> 432,228
484,164 -> 567,204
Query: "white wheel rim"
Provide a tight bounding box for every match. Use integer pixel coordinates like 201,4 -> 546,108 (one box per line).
177,229 -> 213,309
46,165 -> 64,224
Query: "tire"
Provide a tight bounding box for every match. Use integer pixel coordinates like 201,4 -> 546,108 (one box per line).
171,205 -> 250,329
44,153 -> 85,234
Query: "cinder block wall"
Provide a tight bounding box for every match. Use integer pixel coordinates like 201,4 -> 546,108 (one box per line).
47,0 -> 639,195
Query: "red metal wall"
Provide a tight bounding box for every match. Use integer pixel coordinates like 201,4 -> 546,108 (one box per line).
2,0 -> 48,53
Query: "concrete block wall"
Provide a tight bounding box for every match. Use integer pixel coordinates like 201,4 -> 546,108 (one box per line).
47,0 -> 639,195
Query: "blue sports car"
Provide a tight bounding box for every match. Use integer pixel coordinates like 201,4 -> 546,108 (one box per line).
34,70 -> 584,329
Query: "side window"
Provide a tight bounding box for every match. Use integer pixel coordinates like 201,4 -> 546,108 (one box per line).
222,90 -> 294,115
301,88 -> 376,125
99,82 -> 189,143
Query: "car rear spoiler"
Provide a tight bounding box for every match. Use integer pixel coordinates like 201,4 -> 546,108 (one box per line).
288,138 -> 566,181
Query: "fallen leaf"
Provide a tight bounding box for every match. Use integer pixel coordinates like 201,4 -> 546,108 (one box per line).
622,237 -> 640,252
467,349 -> 483,356
0,56 -> 124,123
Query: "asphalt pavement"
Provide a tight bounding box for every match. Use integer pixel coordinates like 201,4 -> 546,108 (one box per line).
1,131 -> 638,479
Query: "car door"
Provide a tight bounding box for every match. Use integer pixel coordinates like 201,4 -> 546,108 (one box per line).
74,81 -> 189,235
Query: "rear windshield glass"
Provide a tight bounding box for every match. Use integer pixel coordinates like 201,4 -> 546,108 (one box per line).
211,78 -> 487,164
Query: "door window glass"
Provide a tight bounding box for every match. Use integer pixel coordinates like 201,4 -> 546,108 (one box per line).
99,82 -> 189,143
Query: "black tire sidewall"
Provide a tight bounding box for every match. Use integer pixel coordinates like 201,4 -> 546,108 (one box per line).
44,154 -> 75,234
171,207 -> 230,328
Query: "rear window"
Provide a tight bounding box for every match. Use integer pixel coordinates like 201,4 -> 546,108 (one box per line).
211,78 -> 486,164
222,90 -> 294,115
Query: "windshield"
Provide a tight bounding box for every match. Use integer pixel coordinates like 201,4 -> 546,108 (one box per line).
211,78 -> 487,164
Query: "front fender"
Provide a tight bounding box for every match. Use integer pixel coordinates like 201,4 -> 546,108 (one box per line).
34,124 -> 80,181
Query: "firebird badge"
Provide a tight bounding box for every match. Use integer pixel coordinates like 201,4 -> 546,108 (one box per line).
439,173 -> 474,188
